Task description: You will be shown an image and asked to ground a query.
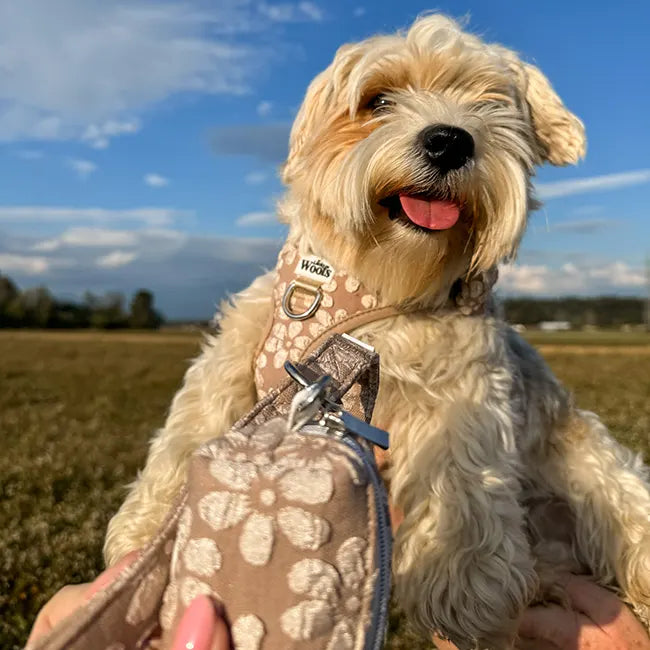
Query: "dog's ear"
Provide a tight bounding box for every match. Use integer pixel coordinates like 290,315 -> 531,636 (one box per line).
521,62 -> 586,165
282,71 -> 331,184
283,43 -> 365,183
504,51 -> 586,166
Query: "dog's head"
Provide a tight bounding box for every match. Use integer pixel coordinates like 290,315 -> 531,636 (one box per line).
280,15 -> 585,306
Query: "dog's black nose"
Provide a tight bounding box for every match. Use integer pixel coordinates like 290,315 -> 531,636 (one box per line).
419,125 -> 474,172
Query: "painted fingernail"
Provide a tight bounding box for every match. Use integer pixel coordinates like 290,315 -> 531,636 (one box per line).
172,595 -> 217,650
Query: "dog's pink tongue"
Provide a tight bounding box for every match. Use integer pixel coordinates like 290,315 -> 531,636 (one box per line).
399,195 -> 460,230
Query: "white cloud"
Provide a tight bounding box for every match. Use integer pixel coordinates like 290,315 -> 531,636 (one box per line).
33,227 -> 138,251
16,149 -> 44,160
499,261 -> 645,295
298,2 -> 324,21
96,251 -> 138,269
144,173 -> 169,188
546,218 -> 621,234
536,169 -> 650,200
0,206 -> 191,227
570,205 -> 603,217
236,211 -> 277,226
82,119 -> 140,149
0,2 -> 325,147
0,1 -> 288,146
257,101 -> 273,117
586,261 -> 645,287
245,171 -> 269,185
0,253 -> 52,274
68,158 -> 97,179
259,2 -> 324,22
353,7 -> 366,16
30,239 -> 60,253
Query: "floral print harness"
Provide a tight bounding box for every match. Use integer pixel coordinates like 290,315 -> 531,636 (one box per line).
254,243 -> 498,398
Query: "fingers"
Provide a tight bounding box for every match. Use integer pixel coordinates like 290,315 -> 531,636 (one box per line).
562,574 -> 623,624
171,595 -> 231,650
563,574 -> 650,649
26,584 -> 89,648
431,636 -> 459,650
26,551 -> 142,648
519,604 -> 584,648
515,637 -> 560,650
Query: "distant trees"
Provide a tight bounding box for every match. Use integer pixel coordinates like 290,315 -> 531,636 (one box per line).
0,273 -> 164,329
129,290 -> 163,329
502,296 -> 645,328
0,269 -> 646,330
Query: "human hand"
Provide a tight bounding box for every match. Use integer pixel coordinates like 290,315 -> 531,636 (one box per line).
433,575 -> 649,650
518,575 -> 649,650
27,552 -> 231,650
26,550 -> 140,647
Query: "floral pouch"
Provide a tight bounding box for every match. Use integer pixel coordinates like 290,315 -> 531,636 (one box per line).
30,333 -> 392,650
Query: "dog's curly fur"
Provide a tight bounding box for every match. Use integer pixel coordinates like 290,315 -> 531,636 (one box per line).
105,15 -> 650,649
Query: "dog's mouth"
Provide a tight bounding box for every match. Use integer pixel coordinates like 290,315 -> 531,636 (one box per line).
379,193 -> 461,232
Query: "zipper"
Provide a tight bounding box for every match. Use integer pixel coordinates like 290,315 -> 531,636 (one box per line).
342,434 -> 392,650
301,424 -> 393,650
284,343 -> 392,649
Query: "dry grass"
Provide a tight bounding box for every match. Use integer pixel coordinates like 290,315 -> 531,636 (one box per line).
1,331 -> 648,649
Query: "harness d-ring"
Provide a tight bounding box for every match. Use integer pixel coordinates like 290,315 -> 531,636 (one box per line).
282,279 -> 322,320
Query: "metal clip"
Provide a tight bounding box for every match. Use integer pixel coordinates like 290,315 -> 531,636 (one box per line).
286,372 -> 332,433
284,361 -> 390,449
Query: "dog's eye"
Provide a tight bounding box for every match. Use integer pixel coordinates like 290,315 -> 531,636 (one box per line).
367,94 -> 394,112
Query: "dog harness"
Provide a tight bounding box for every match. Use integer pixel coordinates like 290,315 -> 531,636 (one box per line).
254,243 -> 498,398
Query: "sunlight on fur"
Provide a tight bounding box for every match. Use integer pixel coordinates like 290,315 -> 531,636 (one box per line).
105,14 -> 648,650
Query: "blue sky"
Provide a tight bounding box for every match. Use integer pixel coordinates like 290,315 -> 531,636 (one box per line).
1,0 -> 648,319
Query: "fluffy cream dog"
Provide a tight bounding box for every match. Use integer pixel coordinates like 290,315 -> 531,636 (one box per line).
105,15 -> 650,649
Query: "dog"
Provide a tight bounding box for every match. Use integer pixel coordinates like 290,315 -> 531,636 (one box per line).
104,14 -> 650,649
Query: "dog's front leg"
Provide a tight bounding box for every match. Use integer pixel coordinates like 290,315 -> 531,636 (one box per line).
103,274 -> 273,566
381,385 -> 537,649
541,409 -> 650,625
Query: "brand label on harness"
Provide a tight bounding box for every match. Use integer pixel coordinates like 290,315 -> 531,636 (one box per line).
295,255 -> 335,284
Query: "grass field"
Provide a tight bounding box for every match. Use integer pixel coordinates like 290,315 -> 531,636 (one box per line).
1,330 -> 649,649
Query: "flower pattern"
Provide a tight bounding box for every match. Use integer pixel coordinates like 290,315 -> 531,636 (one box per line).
275,430 -> 366,486
264,321 -> 312,369
231,614 -> 265,650
255,245 -> 382,396
197,423 -> 334,566
280,537 -> 370,648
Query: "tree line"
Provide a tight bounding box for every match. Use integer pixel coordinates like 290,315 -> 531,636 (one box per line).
1,272 -> 647,330
0,274 -> 163,329
501,296 -> 647,328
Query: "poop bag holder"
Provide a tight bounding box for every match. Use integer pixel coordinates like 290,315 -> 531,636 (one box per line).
30,333 -> 392,650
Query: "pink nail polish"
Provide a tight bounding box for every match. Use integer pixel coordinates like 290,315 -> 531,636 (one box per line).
171,595 -> 217,650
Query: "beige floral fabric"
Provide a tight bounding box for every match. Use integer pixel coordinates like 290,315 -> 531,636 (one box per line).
159,413 -> 379,649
